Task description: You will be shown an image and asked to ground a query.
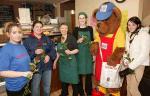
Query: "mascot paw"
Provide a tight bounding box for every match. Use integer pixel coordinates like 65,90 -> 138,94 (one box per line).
107,58 -> 118,66
119,68 -> 134,77
107,47 -> 125,66
90,42 -> 99,56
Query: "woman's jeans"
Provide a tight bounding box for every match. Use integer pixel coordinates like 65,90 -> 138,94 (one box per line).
31,70 -> 51,96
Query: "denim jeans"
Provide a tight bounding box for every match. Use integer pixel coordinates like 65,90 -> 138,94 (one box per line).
31,70 -> 51,96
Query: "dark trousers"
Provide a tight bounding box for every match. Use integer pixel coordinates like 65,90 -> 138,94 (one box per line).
6,82 -> 31,96
139,66 -> 150,96
61,82 -> 78,96
7,89 -> 24,96
139,78 -> 150,96
78,74 -> 92,96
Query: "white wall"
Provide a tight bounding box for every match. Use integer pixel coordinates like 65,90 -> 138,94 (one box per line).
75,0 -> 142,25
75,0 -> 100,25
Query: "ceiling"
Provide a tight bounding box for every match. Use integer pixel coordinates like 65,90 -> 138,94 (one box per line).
8,0 -> 74,4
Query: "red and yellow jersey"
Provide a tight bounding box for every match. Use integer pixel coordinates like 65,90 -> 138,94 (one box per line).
94,27 -> 126,52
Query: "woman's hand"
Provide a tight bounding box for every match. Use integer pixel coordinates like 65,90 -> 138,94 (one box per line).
44,55 -> 50,64
77,37 -> 84,43
22,71 -> 33,79
65,49 -> 72,55
35,49 -> 44,55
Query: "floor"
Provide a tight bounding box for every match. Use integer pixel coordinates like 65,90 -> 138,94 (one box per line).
1,90 -> 62,96
0,87 -> 72,96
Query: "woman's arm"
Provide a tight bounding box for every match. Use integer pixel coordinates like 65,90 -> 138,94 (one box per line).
23,38 -> 36,60
0,71 -> 32,78
129,27 -> 150,70
46,37 -> 57,61
53,53 -> 60,69
71,49 -> 79,54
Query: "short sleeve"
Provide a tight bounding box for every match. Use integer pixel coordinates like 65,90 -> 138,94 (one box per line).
67,35 -> 78,50
115,28 -> 126,48
71,36 -> 78,49
72,27 -> 79,39
0,47 -> 11,71
88,26 -> 94,41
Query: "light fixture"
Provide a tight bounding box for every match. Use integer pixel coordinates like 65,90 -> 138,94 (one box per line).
71,10 -> 75,14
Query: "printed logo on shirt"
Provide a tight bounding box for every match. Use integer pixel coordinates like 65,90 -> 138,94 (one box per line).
16,53 -> 27,59
101,42 -> 108,50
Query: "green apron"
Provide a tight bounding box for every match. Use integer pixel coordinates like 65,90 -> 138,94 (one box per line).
77,31 -> 93,74
57,43 -> 79,84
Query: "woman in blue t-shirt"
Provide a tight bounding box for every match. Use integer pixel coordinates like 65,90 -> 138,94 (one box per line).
0,22 -> 33,96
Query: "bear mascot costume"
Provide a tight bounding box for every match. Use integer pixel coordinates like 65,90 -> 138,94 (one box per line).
90,2 -> 126,96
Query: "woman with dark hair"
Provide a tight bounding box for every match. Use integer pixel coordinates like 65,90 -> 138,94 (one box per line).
53,23 -> 79,96
119,16 -> 150,96
23,20 -> 56,96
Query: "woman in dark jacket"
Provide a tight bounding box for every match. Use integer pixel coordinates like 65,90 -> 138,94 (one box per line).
23,21 -> 56,96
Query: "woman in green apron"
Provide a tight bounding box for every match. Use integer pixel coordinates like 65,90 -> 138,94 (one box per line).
53,23 -> 79,96
72,12 -> 94,96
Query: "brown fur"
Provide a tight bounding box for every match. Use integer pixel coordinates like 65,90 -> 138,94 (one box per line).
90,42 -> 99,56
107,47 -> 125,66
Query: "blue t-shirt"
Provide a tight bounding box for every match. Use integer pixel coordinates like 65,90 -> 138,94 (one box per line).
0,42 -> 30,91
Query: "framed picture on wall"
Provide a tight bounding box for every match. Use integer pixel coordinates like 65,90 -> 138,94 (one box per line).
0,5 -> 14,27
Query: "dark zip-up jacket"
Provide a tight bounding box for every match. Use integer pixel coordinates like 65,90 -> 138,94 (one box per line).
23,34 -> 56,72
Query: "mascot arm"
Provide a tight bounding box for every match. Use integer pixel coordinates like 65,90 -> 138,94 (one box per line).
107,29 -> 125,66
107,47 -> 125,66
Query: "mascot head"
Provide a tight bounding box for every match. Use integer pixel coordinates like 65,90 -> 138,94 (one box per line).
95,2 -> 121,35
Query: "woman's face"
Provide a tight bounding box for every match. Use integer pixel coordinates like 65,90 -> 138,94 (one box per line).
127,21 -> 138,33
33,23 -> 43,35
78,15 -> 87,26
60,25 -> 68,35
8,26 -> 23,44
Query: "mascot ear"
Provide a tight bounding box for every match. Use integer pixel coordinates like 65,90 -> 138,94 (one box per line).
92,8 -> 99,20
113,7 -> 122,22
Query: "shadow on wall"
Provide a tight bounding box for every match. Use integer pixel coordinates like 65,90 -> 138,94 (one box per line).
142,14 -> 150,26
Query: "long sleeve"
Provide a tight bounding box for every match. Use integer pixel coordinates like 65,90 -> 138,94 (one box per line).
23,38 -> 36,61
129,27 -> 150,70
0,47 -> 10,71
46,37 -> 57,61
